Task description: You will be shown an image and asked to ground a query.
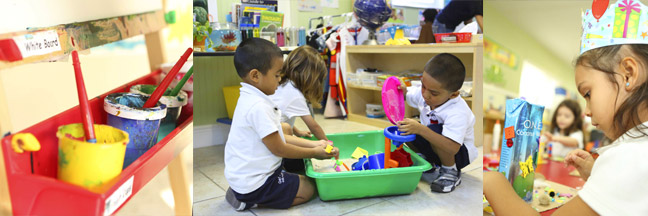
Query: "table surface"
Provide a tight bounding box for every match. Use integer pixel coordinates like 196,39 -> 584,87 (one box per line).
485,151 -> 586,215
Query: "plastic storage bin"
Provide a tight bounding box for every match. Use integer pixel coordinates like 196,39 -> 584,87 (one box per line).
1,70 -> 193,215
305,130 -> 432,201
434,33 -> 472,43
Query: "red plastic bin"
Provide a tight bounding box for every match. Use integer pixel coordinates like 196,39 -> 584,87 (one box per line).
434,33 -> 472,43
1,70 -> 193,215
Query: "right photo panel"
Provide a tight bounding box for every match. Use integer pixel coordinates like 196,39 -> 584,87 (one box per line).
483,0 -> 648,215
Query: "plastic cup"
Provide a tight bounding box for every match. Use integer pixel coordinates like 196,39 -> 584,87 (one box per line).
368,153 -> 385,170
130,84 -> 188,140
104,93 -> 167,169
57,123 -> 128,193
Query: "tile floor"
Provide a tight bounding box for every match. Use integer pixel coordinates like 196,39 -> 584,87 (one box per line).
193,115 -> 483,215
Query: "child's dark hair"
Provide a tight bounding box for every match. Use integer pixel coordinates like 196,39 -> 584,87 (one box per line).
575,44 -> 648,139
423,9 -> 438,23
424,53 -> 466,92
550,99 -> 583,136
234,38 -> 283,78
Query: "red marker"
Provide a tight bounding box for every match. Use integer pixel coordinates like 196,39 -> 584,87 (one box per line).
142,48 -> 193,108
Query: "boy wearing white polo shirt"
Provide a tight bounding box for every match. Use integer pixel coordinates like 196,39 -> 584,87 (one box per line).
397,53 -> 477,193
224,38 -> 339,211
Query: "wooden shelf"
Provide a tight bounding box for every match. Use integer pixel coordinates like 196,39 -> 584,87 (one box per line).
0,11 -> 166,70
347,83 -> 382,91
348,113 -> 394,128
484,111 -> 505,121
345,43 -> 483,146
346,42 -> 482,54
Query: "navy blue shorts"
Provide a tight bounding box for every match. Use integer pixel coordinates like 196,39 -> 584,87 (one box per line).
410,123 -> 470,171
232,167 -> 301,209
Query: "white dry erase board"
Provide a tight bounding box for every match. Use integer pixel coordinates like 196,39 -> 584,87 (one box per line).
0,0 -> 162,34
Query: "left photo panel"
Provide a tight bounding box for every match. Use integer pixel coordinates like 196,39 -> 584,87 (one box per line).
0,0 -> 194,215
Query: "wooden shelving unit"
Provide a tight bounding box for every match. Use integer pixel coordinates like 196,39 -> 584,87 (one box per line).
0,1 -> 191,215
345,42 -> 484,146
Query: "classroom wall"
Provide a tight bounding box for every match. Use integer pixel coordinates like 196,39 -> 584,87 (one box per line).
484,2 -> 579,110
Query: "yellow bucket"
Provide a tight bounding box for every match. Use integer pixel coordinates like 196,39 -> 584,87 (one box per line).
57,123 -> 128,193
223,85 -> 242,119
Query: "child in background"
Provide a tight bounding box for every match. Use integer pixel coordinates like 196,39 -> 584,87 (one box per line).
397,53 -> 477,193
271,46 -> 328,140
224,38 -> 338,211
485,2 -> 648,215
544,99 -> 584,159
270,46 -> 329,172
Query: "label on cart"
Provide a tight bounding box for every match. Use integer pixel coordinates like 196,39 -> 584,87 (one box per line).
104,176 -> 134,216
12,30 -> 62,58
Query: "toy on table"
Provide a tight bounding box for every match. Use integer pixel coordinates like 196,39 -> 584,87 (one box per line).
546,187 -> 556,197
381,76 -> 416,169
538,193 -> 551,206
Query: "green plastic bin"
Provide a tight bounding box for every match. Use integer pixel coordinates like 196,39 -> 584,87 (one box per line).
305,130 -> 432,201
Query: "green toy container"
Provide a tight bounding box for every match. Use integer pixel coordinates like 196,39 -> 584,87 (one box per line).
305,130 -> 432,201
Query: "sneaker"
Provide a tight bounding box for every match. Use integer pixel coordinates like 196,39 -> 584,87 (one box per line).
430,167 -> 461,193
226,187 -> 248,211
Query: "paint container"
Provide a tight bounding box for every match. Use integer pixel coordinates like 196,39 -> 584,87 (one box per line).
160,61 -> 194,109
57,123 -> 128,193
130,84 -> 188,140
104,93 -> 167,169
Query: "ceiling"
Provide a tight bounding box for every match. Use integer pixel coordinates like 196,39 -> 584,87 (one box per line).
487,1 -> 592,66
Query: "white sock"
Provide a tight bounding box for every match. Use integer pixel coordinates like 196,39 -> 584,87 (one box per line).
442,164 -> 457,171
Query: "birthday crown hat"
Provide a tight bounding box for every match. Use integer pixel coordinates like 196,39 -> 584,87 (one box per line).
581,0 -> 648,54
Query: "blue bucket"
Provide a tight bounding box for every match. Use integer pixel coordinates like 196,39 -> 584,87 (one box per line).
104,93 -> 167,169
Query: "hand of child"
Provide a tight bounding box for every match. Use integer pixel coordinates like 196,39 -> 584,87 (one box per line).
564,149 -> 595,181
397,118 -> 423,135
543,132 -> 553,142
397,82 -> 408,96
313,145 -> 338,159
294,127 -> 312,138
313,139 -> 330,148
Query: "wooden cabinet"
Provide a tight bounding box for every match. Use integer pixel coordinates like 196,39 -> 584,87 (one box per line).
344,42 -> 484,146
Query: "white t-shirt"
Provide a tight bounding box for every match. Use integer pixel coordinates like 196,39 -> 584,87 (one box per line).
224,82 -> 286,194
578,122 -> 648,215
270,81 -> 311,127
406,86 -> 477,163
549,129 -> 584,159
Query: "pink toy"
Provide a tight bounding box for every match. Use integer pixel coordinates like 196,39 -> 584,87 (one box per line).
381,76 -> 405,125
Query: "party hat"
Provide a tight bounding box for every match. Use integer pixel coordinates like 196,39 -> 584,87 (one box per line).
581,0 -> 648,54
